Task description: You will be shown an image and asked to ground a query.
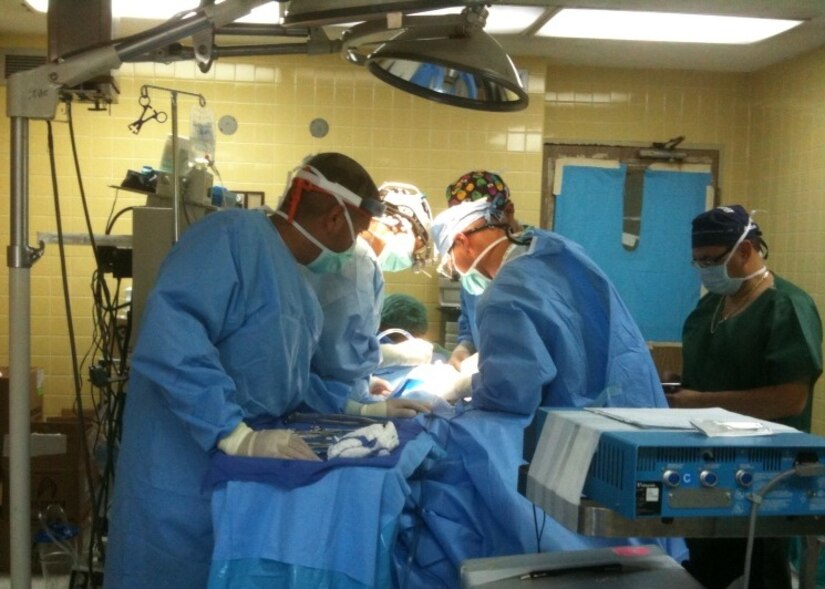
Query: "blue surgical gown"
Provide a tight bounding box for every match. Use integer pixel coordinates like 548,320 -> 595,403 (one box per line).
456,287 -> 479,349
304,237 -> 384,402
104,209 -> 330,589
473,228 -> 668,414
392,229 -> 677,587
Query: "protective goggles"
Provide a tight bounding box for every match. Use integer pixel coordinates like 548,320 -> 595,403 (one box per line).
282,165 -> 386,220
436,222 -> 507,278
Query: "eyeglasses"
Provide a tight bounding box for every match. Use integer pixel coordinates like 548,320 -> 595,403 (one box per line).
691,247 -> 732,269
436,222 -> 506,278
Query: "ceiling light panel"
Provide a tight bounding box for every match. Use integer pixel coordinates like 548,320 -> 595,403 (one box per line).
538,8 -> 802,44
410,5 -> 546,35
24,0 -> 281,23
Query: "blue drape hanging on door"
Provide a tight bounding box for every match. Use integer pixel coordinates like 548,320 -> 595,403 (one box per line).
554,163 -> 708,341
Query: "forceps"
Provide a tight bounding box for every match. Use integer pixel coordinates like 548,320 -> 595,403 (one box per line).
128,94 -> 168,134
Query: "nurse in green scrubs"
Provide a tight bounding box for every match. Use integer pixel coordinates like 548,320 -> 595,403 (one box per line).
668,204 -> 823,589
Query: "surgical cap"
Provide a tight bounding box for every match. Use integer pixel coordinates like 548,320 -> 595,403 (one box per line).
446,170 -> 510,210
380,293 -> 429,336
691,205 -> 762,248
379,182 -> 433,232
431,199 -> 497,256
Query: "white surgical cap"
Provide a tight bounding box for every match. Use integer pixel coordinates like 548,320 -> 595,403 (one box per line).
379,182 -> 433,233
431,199 -> 498,256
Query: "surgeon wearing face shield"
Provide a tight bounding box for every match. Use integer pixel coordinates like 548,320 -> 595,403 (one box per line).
667,204 -> 822,589
104,153 -> 426,589
431,199 -> 668,413
303,180 -> 437,401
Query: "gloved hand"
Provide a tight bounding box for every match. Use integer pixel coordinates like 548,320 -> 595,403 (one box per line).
447,341 -> 475,371
218,422 -> 321,461
379,338 -> 434,367
369,375 -> 393,397
441,373 -> 473,404
345,399 -> 431,419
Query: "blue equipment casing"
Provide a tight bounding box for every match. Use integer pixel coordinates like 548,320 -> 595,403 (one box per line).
525,409 -> 825,520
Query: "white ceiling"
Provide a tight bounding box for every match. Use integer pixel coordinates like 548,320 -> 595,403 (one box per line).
2,0 -> 825,73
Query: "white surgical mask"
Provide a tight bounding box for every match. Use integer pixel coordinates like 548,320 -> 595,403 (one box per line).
455,235 -> 507,296
697,222 -> 764,295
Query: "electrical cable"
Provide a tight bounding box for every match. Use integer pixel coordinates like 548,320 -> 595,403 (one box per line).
743,461 -> 825,588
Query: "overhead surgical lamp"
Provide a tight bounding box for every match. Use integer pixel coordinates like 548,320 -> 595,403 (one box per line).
330,5 -> 528,112
365,26 -> 527,112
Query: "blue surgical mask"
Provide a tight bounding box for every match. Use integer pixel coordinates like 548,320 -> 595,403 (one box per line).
276,206 -> 357,275
455,235 -> 507,296
377,233 -> 415,272
697,222 -> 765,295
459,270 -> 491,296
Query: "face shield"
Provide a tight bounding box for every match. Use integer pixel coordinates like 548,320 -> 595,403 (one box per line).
378,182 -> 434,272
280,164 -> 386,222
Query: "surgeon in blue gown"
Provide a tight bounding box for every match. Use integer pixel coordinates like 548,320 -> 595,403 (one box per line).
305,182 -> 434,402
442,170 -> 520,371
104,153 -> 428,589
391,199 -> 679,587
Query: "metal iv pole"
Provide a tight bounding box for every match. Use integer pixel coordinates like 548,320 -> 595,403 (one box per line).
5,3 -> 270,586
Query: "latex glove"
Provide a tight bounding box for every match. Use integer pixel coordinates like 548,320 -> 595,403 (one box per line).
442,373 -> 473,404
218,422 -> 321,461
379,338 -> 434,367
447,341 -> 475,371
345,399 -> 431,419
369,375 -> 393,397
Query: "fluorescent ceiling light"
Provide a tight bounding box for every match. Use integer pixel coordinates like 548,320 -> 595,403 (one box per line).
537,8 -> 802,44
24,0 -> 281,24
411,6 -> 545,35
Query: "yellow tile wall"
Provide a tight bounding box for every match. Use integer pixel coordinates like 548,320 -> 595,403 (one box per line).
1,32 -> 823,434
747,46 -> 825,434
0,47 -> 545,415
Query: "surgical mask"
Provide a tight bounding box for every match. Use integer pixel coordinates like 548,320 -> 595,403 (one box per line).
456,235 -> 507,296
377,233 -> 415,272
697,222 -> 764,295
276,207 -> 357,274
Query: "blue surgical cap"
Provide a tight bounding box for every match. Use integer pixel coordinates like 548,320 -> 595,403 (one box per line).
431,199 -> 498,256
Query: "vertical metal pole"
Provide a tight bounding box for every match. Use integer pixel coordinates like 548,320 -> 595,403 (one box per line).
8,117 -> 32,589
171,91 -> 180,242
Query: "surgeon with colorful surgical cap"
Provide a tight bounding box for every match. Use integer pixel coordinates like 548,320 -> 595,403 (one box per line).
431,198 -> 668,413
443,170 -> 523,371
305,181 -> 435,401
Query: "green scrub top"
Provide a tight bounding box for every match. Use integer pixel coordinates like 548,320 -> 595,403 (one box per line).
682,274 -> 823,431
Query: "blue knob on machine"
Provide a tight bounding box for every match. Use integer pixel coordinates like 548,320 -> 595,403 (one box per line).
699,470 -> 718,487
663,470 -> 681,487
736,470 -> 754,487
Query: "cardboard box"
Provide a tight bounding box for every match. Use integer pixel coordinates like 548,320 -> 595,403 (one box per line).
648,343 -> 683,381
0,367 -> 44,433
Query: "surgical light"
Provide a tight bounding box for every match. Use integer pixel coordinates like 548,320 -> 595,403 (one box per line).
363,25 -> 527,112
538,8 -> 802,44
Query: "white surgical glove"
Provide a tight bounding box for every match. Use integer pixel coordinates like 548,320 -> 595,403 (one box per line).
447,341 -> 475,371
218,422 -> 321,461
369,376 -> 393,397
345,399 -> 431,419
442,373 -> 473,404
379,338 -> 434,367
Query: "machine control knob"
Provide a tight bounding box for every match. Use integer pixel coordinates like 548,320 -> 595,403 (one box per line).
699,470 -> 718,487
736,470 -> 754,487
663,470 -> 681,487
